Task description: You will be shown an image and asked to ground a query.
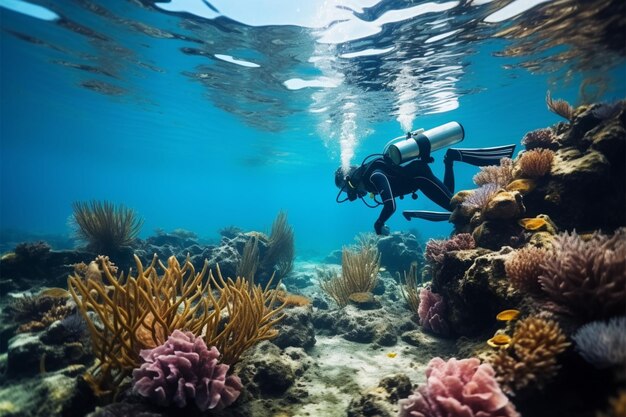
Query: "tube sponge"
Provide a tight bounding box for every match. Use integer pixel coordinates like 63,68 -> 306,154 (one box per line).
132,329 -> 242,411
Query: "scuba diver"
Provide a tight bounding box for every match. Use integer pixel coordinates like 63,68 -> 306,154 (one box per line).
335,122 -> 516,235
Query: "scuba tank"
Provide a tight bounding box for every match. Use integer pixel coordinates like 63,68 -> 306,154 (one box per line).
384,121 -> 465,165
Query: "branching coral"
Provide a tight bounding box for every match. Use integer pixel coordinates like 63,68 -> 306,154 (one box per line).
236,235 -> 259,281
488,315 -> 570,394
68,255 -> 285,391
72,200 -> 143,253
261,211 -> 295,280
505,246 -> 548,294
418,287 -> 449,336
399,263 -> 420,315
573,316 -> 626,369
517,149 -> 555,178
538,229 -> 626,321
461,183 -> 499,211
132,330 -> 242,411
318,244 -> 380,307
473,158 -> 514,188
424,233 -> 476,265
7,293 -> 72,333
521,127 -> 559,150
546,90 -> 574,121
398,357 -> 519,417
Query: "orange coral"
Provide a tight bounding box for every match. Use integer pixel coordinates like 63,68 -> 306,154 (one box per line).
488,316 -> 570,394
274,290 -> 311,307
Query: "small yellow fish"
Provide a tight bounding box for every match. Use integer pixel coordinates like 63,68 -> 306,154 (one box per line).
39,288 -> 70,298
487,334 -> 512,349
379,267 -> 387,272
386,352 -> 397,358
496,309 -> 520,322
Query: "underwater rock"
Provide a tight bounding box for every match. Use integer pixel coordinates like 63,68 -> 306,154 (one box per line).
472,221 -> 524,250
235,342 -> 312,398
323,249 -> 343,264
6,327 -> 90,378
0,368 -> 92,417
0,245 -> 95,289
272,306 -> 316,350
431,247 -> 522,336
347,374 -> 412,417
400,330 -> 457,358
376,232 -> 423,275
482,191 -> 525,221
348,292 -> 382,310
313,306 -> 399,346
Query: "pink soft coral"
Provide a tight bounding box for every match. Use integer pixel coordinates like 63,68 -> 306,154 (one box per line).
418,288 -> 449,336
398,357 -> 519,417
132,329 -> 242,411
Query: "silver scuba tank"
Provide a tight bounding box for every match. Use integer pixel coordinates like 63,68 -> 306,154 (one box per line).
384,121 -> 465,165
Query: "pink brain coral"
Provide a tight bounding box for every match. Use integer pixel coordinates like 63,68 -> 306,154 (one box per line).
398,357 -> 519,417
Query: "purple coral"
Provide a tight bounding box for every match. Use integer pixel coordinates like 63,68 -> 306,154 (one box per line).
398,357 -> 519,417
472,158 -> 514,188
521,128 -> 558,150
461,184 -> 499,211
424,233 -> 476,265
418,287 -> 449,336
132,330 -> 242,411
539,229 -> 626,321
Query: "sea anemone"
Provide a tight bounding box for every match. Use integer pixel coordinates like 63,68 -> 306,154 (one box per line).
424,233 -> 476,265
461,183 -> 500,211
473,158 -> 514,188
505,246 -> 548,294
521,128 -> 558,150
572,316 -> 626,369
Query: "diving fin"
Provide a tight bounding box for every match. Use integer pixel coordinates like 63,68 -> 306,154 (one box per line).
445,144 -> 516,167
402,210 -> 451,222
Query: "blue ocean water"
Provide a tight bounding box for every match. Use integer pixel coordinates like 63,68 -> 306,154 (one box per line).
1,0 -> 625,258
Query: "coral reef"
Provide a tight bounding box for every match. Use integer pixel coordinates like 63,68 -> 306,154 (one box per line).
504,246 -> 548,294
488,315 -> 570,394
538,229 -> 626,321
132,330 -> 242,410
68,254 -> 286,390
424,233 -> 475,265
473,157 -> 514,187
461,183 -> 499,211
521,127 -> 559,150
318,244 -> 380,307
417,288 -> 449,336
398,357 -> 519,417
572,316 -> 626,369
517,148 -> 555,178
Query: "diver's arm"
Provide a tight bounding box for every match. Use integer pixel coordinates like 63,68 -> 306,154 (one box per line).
370,170 -> 395,234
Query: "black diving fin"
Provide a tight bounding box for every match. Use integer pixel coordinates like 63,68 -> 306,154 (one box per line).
402,210 -> 452,222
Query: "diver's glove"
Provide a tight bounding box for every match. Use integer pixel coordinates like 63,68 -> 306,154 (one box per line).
374,220 -> 390,236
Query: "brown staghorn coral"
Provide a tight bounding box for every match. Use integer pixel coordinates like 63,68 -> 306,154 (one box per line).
68,254 -> 285,392
505,246 -> 548,295
517,148 -> 555,178
538,229 -> 626,321
473,157 -> 514,188
488,315 -> 570,394
318,244 -> 380,307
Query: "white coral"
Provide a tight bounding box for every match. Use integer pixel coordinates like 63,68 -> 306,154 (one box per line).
573,316 -> 626,368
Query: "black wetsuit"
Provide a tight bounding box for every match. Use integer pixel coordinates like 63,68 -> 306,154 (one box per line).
358,157 -> 455,230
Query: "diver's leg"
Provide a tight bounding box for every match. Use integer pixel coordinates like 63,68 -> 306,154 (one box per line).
445,144 -> 516,167
443,157 -> 455,193
408,163 -> 453,210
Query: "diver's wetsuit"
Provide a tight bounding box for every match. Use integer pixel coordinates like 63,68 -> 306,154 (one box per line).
359,157 -> 455,232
